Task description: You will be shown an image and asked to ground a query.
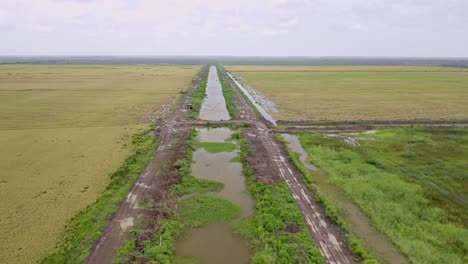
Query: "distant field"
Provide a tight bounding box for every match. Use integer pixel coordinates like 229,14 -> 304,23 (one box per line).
0,65 -> 199,263
226,65 -> 468,121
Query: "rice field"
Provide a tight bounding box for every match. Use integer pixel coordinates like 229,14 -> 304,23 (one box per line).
0,65 -> 199,263
226,65 -> 468,121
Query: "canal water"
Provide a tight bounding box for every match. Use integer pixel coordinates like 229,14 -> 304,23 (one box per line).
199,66 -> 230,121
174,66 -> 253,264
282,133 -> 408,264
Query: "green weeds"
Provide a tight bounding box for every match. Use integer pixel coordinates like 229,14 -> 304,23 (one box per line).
193,141 -> 237,153
236,138 -> 325,264
217,65 -> 237,119
189,66 -> 209,119
299,129 -> 468,264
278,134 -> 378,263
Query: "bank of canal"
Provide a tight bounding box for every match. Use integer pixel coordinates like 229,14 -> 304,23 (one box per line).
281,133 -> 408,264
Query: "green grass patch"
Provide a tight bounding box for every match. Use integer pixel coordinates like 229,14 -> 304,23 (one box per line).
299,128 -> 468,264
173,176 -> 224,195
236,138 -> 325,264
193,141 -> 237,153
277,134 -> 378,263
137,195 -> 240,264
189,66 -> 209,119
217,65 -> 237,119
41,125 -> 159,264
179,195 -> 241,225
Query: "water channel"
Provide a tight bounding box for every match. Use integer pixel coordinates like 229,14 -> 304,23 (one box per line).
174,66 -> 254,264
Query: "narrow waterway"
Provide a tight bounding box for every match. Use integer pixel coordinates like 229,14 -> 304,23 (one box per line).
199,66 -> 230,121
227,72 -> 277,125
282,133 -> 408,264
174,67 -> 253,263
174,128 -> 254,263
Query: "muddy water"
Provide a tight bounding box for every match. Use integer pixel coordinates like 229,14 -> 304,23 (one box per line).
199,66 -> 230,121
282,134 -> 408,264
174,128 -> 253,263
227,72 -> 277,125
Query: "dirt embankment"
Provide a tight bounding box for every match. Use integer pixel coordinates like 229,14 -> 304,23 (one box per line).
85,66 -> 209,264
220,68 -> 358,264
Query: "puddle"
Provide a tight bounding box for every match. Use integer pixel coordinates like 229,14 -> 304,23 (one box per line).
197,127 -> 233,142
282,134 -> 408,264
175,223 -> 250,264
227,72 -> 277,125
199,66 -> 230,121
174,128 -> 254,263
282,134 -> 318,171
191,148 -> 254,218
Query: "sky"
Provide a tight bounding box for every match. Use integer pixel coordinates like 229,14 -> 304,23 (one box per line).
1,0 -> 467,57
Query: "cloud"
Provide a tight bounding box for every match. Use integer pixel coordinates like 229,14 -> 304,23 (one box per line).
0,0 -> 467,56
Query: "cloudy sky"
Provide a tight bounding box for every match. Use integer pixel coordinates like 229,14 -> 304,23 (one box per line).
1,0 -> 467,57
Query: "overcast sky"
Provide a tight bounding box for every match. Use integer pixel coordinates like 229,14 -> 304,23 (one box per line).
1,0 -> 467,57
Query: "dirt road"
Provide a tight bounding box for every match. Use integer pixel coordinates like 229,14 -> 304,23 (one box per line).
222,69 -> 357,263
85,67 -> 208,264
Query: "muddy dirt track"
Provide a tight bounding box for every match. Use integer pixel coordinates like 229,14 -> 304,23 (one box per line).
86,65 -> 356,264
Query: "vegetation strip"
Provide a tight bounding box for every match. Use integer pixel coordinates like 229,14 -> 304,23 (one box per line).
41,125 -> 159,264
217,64 -> 238,119
188,65 -> 209,119
113,129 -> 240,263
276,134 -> 379,263
236,136 -> 325,264
297,129 -> 468,264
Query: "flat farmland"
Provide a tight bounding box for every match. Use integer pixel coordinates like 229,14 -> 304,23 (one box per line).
0,65 -> 199,263
226,65 -> 468,121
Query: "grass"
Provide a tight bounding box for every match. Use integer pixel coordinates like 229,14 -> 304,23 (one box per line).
277,134 -> 378,263
0,65 -> 199,129
0,64 -> 199,264
226,65 -> 468,121
189,66 -> 209,119
236,138 -> 325,264
173,176 -> 224,195
41,126 -> 159,264
193,141 -> 237,153
298,128 -> 468,264
217,65 -> 237,119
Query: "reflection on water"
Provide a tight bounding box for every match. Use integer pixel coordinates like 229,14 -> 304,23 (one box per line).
199,66 -> 230,121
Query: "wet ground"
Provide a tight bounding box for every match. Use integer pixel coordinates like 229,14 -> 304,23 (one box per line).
227,72 -> 276,125
199,66 -> 230,121
282,133 -> 408,264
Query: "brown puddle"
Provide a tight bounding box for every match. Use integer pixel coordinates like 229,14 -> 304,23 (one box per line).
174,128 -> 254,263
282,133 -> 408,264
